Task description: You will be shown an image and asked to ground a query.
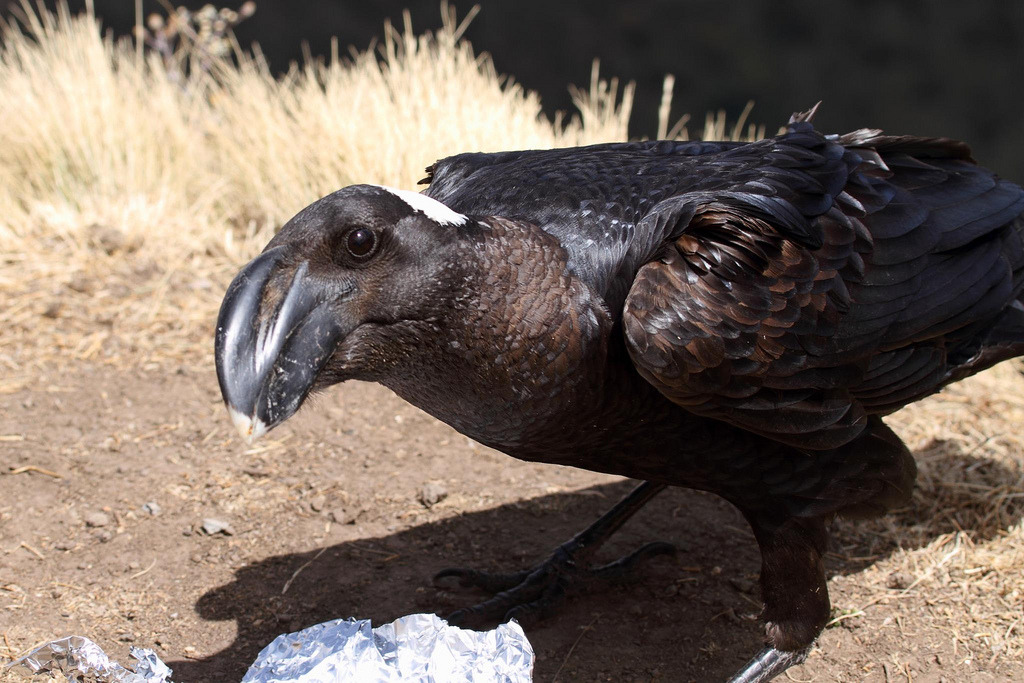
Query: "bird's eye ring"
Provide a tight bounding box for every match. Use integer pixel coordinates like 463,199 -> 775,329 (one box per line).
346,228 -> 377,259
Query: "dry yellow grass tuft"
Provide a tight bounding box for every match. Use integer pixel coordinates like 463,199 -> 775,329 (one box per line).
0,2 -> 1021,675
0,1 -> 748,372
0,1 -> 646,369
8,0 -> 738,383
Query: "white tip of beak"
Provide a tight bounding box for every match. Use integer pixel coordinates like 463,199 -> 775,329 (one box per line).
228,405 -> 268,444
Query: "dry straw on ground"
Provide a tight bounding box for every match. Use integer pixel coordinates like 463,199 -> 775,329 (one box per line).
0,0 -> 1021,673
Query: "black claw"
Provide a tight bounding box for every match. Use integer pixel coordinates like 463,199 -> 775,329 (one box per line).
590,541 -> 676,584
444,583 -> 539,628
434,539 -> 675,628
434,483 -> 672,629
433,566 -> 532,593
444,608 -> 470,627
504,583 -> 567,626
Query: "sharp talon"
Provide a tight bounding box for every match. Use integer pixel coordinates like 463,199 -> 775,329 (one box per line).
433,568 -> 461,588
645,540 -> 677,555
433,566 -> 531,592
445,608 -> 470,626
589,541 -> 676,584
433,567 -> 476,588
626,540 -> 677,563
504,583 -> 567,626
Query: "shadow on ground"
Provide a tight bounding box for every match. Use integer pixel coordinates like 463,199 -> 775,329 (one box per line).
170,480 -> 766,681
169,440 -> 1022,682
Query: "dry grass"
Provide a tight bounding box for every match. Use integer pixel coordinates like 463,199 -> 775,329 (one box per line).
0,1 -> 1021,674
0,1 -> 642,370
825,362 -> 1024,665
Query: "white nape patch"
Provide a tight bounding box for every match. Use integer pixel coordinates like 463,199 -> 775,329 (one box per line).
376,185 -> 468,226
228,405 -> 268,444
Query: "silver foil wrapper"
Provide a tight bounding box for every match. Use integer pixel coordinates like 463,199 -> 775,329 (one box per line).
7,636 -> 172,682
242,614 -> 534,682
7,614 -> 532,682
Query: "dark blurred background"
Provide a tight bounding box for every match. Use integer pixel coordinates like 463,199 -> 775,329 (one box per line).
6,1 -> 1024,179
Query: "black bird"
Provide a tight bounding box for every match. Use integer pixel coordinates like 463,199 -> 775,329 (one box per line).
214,108 -> 1024,682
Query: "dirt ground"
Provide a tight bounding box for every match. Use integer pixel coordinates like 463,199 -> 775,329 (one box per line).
0,351 -> 1020,682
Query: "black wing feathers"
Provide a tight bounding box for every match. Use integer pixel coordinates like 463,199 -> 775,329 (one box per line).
422,121 -> 1024,451
623,123 -> 1024,449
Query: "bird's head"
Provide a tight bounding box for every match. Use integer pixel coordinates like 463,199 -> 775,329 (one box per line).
214,184 -> 472,443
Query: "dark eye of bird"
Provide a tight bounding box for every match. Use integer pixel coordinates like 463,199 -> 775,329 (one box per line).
346,228 -> 376,258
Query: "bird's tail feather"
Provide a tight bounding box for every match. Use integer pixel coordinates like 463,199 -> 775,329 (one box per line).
944,300 -> 1024,386
769,416 -> 917,521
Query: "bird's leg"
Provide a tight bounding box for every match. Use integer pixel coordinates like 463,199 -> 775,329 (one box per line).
725,512 -> 830,682
434,481 -> 672,627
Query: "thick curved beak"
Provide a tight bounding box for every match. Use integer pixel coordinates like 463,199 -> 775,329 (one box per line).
214,247 -> 347,443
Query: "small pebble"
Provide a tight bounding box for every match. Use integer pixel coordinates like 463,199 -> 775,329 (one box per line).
89,224 -> 129,255
84,511 -> 110,528
142,501 -> 161,516
309,495 -> 326,512
886,571 -> 914,590
42,300 -> 62,318
418,482 -> 449,508
328,509 -> 346,524
201,518 -> 234,535
66,272 -> 92,294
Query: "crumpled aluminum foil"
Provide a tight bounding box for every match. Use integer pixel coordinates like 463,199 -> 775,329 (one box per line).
6,614 -> 533,682
242,614 -> 534,683
6,636 -> 172,682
